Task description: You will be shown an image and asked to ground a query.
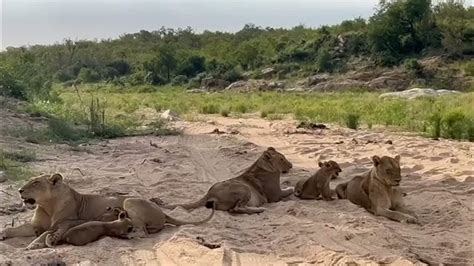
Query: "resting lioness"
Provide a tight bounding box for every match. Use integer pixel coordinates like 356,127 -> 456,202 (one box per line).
335,155 -> 418,224
0,173 -> 126,249
60,211 -> 134,246
151,147 -> 293,214
294,160 -> 341,200
104,198 -> 215,238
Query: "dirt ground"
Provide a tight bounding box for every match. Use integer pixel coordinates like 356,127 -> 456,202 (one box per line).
0,110 -> 472,265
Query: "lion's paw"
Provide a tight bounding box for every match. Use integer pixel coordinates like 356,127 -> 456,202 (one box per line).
45,233 -> 60,247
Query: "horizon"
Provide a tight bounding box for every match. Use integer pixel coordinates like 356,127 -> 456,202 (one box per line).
1,0 -> 380,50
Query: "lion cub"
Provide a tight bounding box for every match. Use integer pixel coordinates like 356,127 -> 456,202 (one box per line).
294,160 -> 342,200
105,198 -> 215,238
62,211 -> 133,246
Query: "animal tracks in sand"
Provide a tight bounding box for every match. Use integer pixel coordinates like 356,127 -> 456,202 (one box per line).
0,116 -> 472,265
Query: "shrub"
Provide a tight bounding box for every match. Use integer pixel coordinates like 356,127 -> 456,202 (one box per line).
442,110 -> 466,140
199,103 -> 220,114
345,113 -> 360,130
266,113 -> 284,120
171,75 -> 188,86
428,112 -> 442,139
315,48 -> 332,72
233,103 -> 249,113
404,58 -> 423,75
78,68 -> 101,83
219,105 -> 231,117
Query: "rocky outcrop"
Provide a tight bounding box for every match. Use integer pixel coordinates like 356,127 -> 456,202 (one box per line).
379,88 -> 461,100
200,78 -> 230,91
225,79 -> 285,92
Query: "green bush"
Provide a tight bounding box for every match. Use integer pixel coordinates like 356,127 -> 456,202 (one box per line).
442,110 -> 466,140
345,113 -> 360,130
199,103 -> 220,114
404,58 -> 423,75
219,105 -> 231,117
78,68 -> 101,83
171,75 -> 188,86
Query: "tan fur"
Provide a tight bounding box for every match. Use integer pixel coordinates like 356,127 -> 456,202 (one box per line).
62,211 -> 134,246
0,173 -> 126,249
104,198 -> 215,238
152,147 -> 293,214
335,155 -> 418,224
295,160 -> 341,200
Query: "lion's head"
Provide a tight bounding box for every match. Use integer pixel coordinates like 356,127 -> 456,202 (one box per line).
109,211 -> 134,238
18,173 -> 65,207
260,147 -> 293,174
318,160 -> 342,179
372,155 -> 401,186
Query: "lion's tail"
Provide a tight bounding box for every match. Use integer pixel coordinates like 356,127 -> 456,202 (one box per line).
165,200 -> 215,226
335,182 -> 348,199
159,193 -> 210,210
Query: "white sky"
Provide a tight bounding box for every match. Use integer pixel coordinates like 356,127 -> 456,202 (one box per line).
1,0 -> 381,49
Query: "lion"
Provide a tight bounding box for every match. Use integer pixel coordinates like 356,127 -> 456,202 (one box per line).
0,173 -> 126,249
59,210 -> 134,246
335,155 -> 418,224
104,198 -> 215,238
151,147 -> 293,214
294,160 -> 341,200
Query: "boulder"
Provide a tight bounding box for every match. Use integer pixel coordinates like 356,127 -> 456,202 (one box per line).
261,67 -> 276,79
0,171 -> 6,183
201,78 -> 230,91
379,88 -> 461,100
225,79 -> 284,92
160,109 -> 181,121
309,79 -> 366,91
306,74 -> 330,86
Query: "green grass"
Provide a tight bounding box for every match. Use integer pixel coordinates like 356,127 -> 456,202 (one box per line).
345,113 -> 360,130
0,149 -> 35,181
28,85 -> 474,141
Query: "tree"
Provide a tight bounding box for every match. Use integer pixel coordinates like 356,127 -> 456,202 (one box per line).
368,0 -> 437,63
156,45 -> 177,82
434,0 -> 470,55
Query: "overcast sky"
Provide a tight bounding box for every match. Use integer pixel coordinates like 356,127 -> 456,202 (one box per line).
1,0 -> 380,49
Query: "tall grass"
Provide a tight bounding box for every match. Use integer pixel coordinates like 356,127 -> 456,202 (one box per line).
0,149 -> 35,181
38,86 -> 474,141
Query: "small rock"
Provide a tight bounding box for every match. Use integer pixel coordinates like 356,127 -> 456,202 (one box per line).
385,140 -> 393,145
160,109 -> 181,121
0,171 -> 6,183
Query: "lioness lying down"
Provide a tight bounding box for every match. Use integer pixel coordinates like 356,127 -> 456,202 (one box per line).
0,173 -> 126,249
335,155 -> 418,224
152,147 -> 293,214
104,198 -> 215,238
294,160 -> 342,200
60,211 -> 134,246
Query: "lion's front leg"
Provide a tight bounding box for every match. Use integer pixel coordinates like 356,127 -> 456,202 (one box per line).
25,230 -> 52,250
0,223 -> 37,240
46,220 -> 88,247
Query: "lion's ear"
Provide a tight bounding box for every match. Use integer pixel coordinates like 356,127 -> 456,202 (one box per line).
48,173 -> 63,185
118,211 -> 128,220
263,150 -> 272,160
267,147 -> 276,152
113,207 -> 124,216
318,161 -> 324,167
394,155 -> 401,163
372,156 -> 381,166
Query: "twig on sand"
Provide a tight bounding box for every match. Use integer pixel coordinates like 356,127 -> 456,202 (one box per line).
71,167 -> 86,176
1,190 -> 15,197
150,140 -> 159,148
196,236 -> 221,249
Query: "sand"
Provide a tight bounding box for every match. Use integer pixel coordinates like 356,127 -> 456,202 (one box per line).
0,111 -> 472,265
